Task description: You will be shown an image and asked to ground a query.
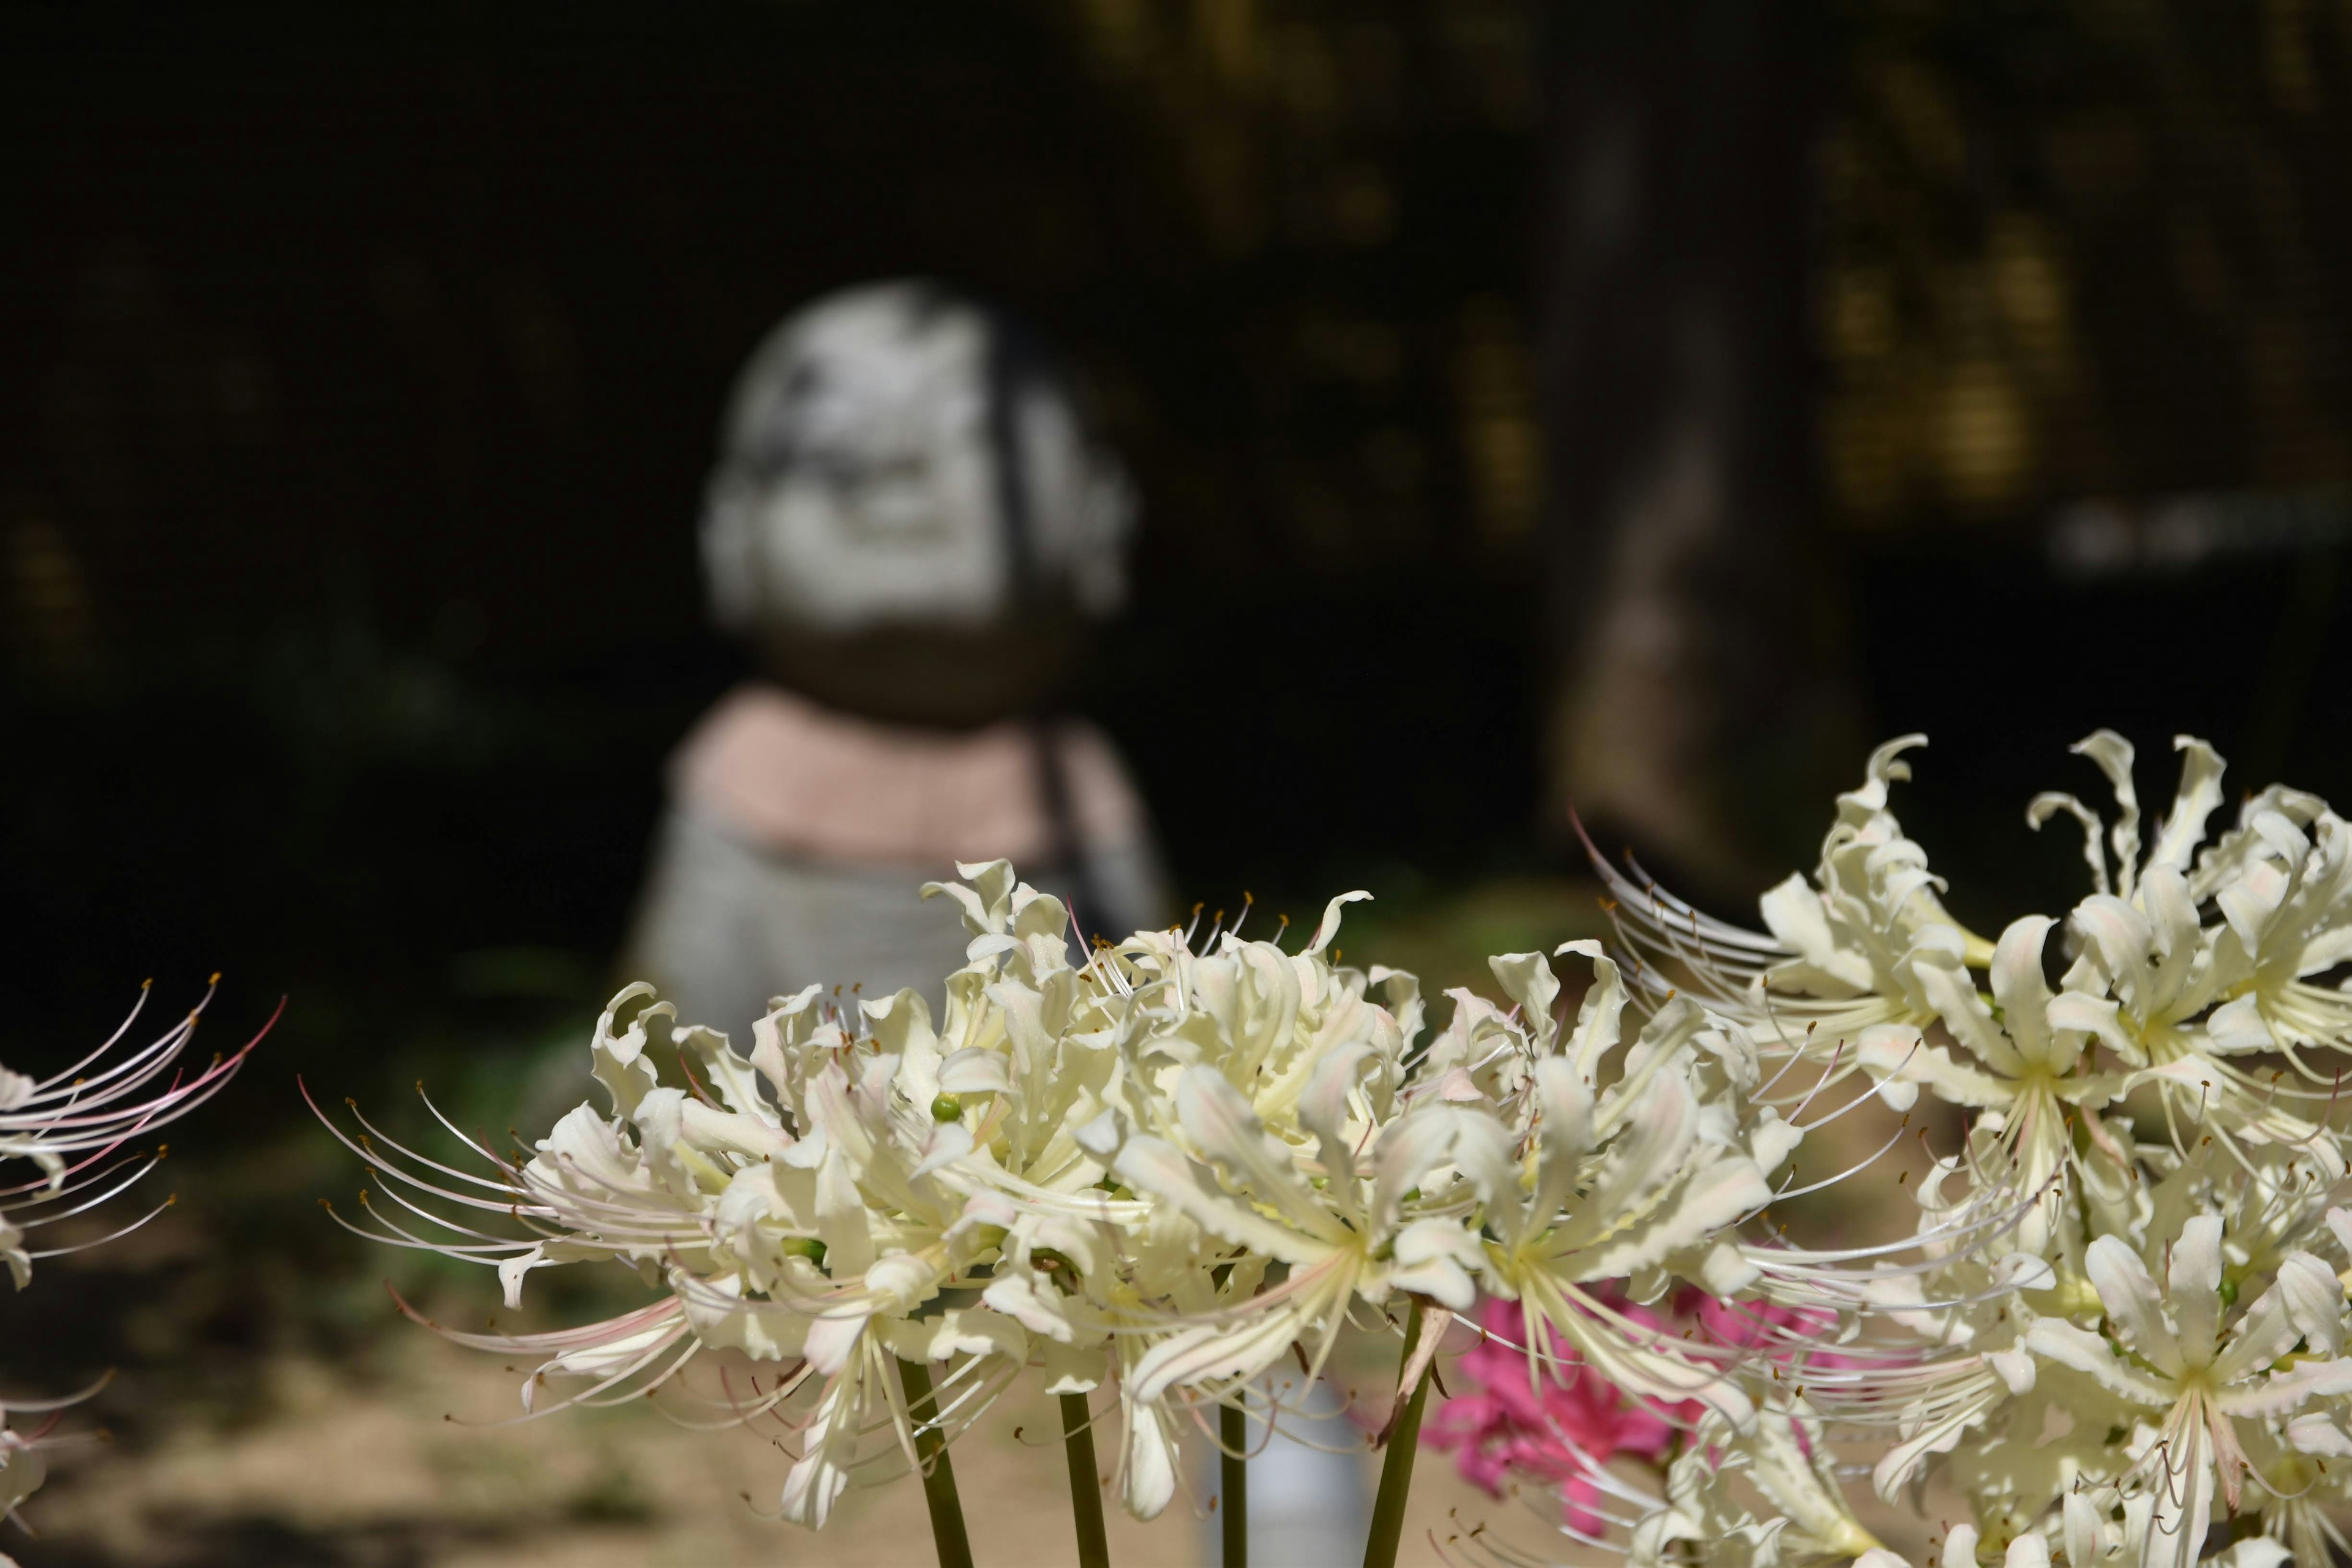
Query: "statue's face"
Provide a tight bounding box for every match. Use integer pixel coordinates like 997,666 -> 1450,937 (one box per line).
712,289 -> 1009,635
700,284 -> 1132,721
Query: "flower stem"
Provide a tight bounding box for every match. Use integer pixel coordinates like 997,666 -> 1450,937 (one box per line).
1362,1300 -> 1431,1568
1221,1398 -> 1248,1568
897,1357 -> 975,1568
1059,1390 -> 1111,1568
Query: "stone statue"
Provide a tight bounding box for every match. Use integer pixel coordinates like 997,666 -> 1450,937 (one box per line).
624,281 -> 1169,1036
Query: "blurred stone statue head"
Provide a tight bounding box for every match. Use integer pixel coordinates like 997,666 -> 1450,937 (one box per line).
701,281 -> 1134,727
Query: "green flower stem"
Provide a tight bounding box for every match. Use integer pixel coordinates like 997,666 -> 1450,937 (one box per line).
897,1357 -> 975,1568
1060,1390 -> 1111,1568
1363,1300 -> 1432,1568
1221,1398 -> 1248,1568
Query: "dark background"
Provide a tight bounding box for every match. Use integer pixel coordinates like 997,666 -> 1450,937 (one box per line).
3,2 -> 1550,1071
5,1 -> 2352,1476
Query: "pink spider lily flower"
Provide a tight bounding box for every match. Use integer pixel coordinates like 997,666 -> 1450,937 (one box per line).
1428,1287 -> 1851,1536
1428,1296 -> 1677,1534
1,979 -> 270,1288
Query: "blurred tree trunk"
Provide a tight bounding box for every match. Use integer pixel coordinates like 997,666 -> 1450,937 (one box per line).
1539,0 -> 1849,898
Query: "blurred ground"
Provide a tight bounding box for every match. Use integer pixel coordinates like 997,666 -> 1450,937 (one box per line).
18,1329 -> 1506,1568
18,1283 -> 1947,1568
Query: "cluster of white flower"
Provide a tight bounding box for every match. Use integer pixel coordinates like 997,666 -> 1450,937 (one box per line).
1593,733 -> 2352,1567
326,859 -> 1806,1547
327,730 -> 2352,1567
0,981 -> 258,1555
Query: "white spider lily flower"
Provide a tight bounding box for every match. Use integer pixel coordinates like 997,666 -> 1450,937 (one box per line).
2199,803 -> 2352,1061
1727,1395 -> 1886,1562
1084,1079 -> 1386,1403
1843,1241 -> 2056,1506
1466,997 -> 1785,1428
2025,731 -> 2226,905
0,979 -> 261,1547
1629,1400 -> 1885,1567
2025,1219 -> 2352,1567
1858,914 -> 2125,1257
1593,736 -> 1987,1054
318,963 -> 1041,1528
1,979 -> 264,1287
0,1419 -> 45,1546
1074,971 -> 1460,1415
1052,894 -> 1431,1359
0,1373 -> 117,1548
2033,732 -> 2352,1139
1409,946 -> 1900,1559
2067,862 -> 2259,1062
2057,858 -> 2338,1158
2252,1427 -> 2352,1568
2135,1144 -> 2345,1313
